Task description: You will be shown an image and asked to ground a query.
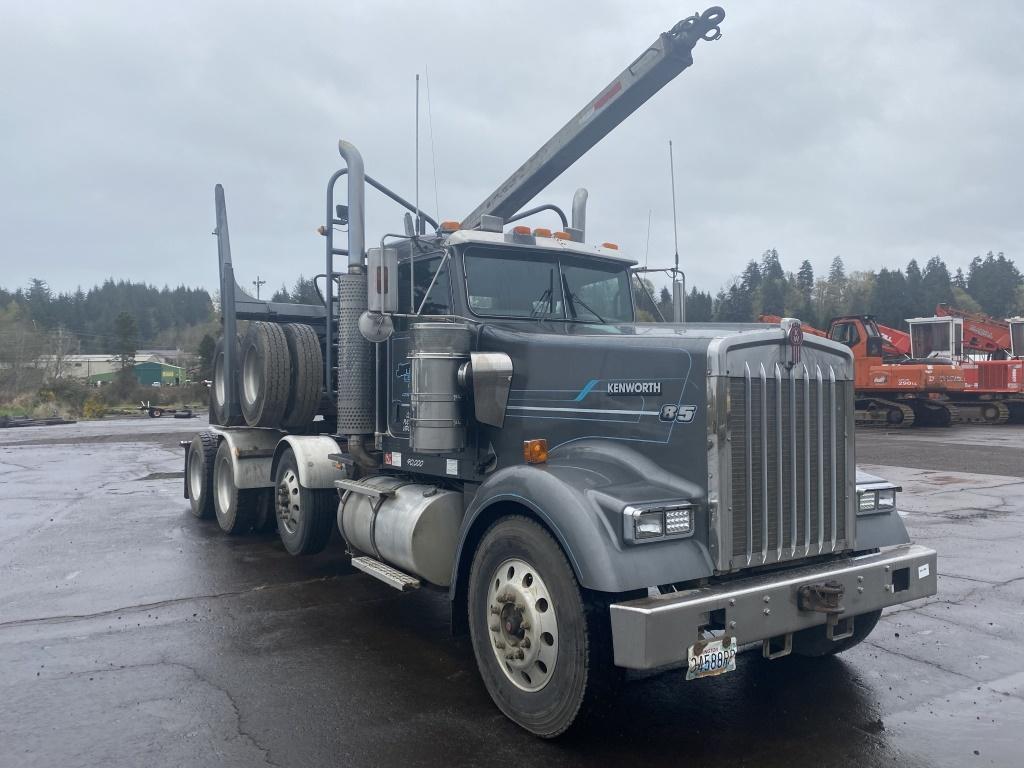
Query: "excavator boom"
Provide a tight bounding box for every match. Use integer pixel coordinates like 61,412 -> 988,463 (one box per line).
935,303 -> 1011,354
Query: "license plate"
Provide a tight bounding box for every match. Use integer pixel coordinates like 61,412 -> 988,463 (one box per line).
686,636 -> 737,680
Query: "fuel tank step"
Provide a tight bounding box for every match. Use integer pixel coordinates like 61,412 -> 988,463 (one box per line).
351,556 -> 421,591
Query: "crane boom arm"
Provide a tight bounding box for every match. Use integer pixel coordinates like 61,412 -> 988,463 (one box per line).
461,7 -> 725,230
935,303 -> 1011,353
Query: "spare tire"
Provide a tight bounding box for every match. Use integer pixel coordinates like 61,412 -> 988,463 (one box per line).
210,335 -> 243,426
240,322 -> 291,428
281,323 -> 323,432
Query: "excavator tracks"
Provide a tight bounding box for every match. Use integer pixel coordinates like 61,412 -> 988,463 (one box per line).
949,400 -> 1012,425
856,398 -> 916,428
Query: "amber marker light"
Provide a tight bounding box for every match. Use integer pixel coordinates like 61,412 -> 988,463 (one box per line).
533,228 -> 552,238
439,220 -> 460,232
553,231 -> 572,240
512,225 -> 532,235
523,439 -> 549,464
601,242 -> 619,250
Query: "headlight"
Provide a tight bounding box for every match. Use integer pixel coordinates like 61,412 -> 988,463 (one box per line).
624,503 -> 694,543
859,491 -> 878,512
877,489 -> 896,509
857,486 -> 899,515
634,511 -> 665,539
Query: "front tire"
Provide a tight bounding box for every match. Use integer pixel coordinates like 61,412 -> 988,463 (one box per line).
212,440 -> 258,535
467,516 -> 616,738
273,449 -> 334,555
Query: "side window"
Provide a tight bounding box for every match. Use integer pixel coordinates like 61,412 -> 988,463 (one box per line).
397,256 -> 452,315
830,322 -> 859,348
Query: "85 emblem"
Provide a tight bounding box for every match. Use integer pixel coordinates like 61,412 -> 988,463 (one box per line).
659,404 -> 697,423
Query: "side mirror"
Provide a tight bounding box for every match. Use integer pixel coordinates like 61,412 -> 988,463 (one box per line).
366,247 -> 399,314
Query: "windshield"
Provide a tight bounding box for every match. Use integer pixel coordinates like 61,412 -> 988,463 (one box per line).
1012,321 -> 1024,357
463,247 -> 632,323
911,321 -> 956,358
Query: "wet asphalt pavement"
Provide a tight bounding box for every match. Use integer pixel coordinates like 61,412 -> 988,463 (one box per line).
1,418 -> 1022,767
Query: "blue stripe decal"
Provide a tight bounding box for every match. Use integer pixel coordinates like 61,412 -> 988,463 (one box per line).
574,379 -> 600,402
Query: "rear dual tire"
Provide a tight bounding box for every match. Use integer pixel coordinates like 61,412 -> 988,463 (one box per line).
212,440 -> 259,534
187,431 -> 218,519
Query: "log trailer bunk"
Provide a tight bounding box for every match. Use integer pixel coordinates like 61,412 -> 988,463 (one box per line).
183,8 -> 937,737
760,314 -> 964,427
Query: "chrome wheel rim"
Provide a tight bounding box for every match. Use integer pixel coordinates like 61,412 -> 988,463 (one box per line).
214,357 -> 226,406
188,445 -> 205,499
242,349 -> 259,406
215,455 -> 234,516
276,469 -> 302,535
486,558 -> 557,692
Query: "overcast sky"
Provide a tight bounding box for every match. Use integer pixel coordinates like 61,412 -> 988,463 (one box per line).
2,0 -> 1022,300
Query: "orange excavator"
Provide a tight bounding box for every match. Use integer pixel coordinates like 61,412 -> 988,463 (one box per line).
760,314 -> 965,427
906,306 -> 1024,423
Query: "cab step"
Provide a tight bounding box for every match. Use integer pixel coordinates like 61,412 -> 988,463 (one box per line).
351,556 -> 420,591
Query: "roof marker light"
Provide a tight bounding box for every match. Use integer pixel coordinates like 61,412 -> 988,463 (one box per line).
512,225 -> 532,236
439,220 -> 460,232
553,231 -> 572,240
533,228 -> 552,238
602,242 -> 619,250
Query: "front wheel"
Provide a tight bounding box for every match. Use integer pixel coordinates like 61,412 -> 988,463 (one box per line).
467,516 -> 616,738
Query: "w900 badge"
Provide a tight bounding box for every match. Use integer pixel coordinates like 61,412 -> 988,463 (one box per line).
659,404 -> 697,423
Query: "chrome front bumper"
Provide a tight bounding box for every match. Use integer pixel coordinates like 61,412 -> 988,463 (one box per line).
609,544 -> 937,669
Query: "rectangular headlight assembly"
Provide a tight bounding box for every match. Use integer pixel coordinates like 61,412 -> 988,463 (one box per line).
857,485 -> 899,515
624,503 -> 694,544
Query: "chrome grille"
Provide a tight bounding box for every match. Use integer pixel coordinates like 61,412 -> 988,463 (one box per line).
726,362 -> 851,569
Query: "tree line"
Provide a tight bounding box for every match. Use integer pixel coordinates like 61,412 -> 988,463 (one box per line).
0,279 -> 216,395
0,279 -> 215,352
640,250 -> 1022,329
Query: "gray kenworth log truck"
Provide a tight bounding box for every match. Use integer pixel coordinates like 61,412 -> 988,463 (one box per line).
183,7 -> 937,737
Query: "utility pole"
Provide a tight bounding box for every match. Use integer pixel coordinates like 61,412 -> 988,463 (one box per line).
252,275 -> 266,299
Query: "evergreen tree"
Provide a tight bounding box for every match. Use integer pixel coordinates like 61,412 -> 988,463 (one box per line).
686,287 -> 714,321
905,259 -> 925,318
922,256 -> 953,313
113,312 -> 138,370
870,269 -> 908,328
968,251 -> 1022,318
657,286 -> 673,320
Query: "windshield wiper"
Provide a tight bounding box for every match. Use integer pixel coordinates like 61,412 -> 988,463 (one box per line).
562,274 -> 605,323
529,288 -> 553,319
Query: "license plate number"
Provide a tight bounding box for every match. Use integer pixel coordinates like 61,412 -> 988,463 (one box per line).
686,636 -> 737,680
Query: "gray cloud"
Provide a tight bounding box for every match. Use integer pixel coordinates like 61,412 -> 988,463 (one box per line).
1,0 -> 1021,299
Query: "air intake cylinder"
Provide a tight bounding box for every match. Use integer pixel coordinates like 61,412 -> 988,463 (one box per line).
410,322 -> 472,453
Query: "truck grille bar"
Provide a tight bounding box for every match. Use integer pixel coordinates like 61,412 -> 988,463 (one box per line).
726,362 -> 851,571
